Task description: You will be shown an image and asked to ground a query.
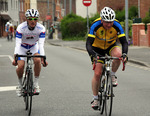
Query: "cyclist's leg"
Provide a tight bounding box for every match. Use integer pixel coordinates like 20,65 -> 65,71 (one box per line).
30,44 -> 41,78
110,46 -> 122,72
92,63 -> 103,96
92,47 -> 105,97
7,32 -> 9,41
109,45 -> 122,86
91,63 -> 103,110
16,47 -> 27,80
10,32 -> 13,41
33,53 -> 41,77
16,60 -> 25,79
31,45 -> 41,93
32,53 -> 41,94
16,60 -> 25,96
91,47 -> 105,109
16,47 -> 28,96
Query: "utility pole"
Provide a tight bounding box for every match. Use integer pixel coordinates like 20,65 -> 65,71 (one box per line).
52,0 -> 55,23
138,0 -> 140,18
87,7 -> 89,32
125,0 -> 129,40
64,0 -> 66,16
70,0 -> 72,13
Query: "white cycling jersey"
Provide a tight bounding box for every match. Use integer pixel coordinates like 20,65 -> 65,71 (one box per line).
14,21 -> 46,56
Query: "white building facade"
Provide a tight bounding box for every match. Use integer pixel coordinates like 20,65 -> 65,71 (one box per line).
76,0 -> 97,18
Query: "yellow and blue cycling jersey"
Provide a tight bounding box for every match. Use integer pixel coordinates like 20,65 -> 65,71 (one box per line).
88,18 -> 125,50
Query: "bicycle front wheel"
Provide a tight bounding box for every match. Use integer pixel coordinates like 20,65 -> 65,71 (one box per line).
27,70 -> 33,116
104,73 -> 113,116
99,75 -> 105,114
22,74 -> 28,110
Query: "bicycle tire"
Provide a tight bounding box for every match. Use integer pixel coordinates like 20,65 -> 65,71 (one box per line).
22,72 -> 28,110
104,72 -> 113,116
99,75 -> 105,114
28,70 -> 33,116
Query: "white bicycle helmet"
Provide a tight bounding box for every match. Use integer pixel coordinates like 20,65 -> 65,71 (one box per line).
25,9 -> 39,18
100,7 -> 115,22
6,22 -> 10,25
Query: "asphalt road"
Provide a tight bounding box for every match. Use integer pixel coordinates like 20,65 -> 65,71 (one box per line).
0,38 -> 150,116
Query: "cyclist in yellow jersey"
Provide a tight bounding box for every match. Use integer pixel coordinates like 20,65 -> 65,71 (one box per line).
86,7 -> 128,110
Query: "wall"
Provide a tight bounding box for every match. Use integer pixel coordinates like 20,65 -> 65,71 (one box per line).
132,23 -> 150,47
30,0 -> 37,9
140,0 -> 150,18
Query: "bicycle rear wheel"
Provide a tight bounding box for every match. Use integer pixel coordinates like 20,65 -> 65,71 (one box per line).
104,73 -> 113,116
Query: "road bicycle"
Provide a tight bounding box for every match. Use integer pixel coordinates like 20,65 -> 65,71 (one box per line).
93,53 -> 125,116
7,31 -> 13,41
15,50 -> 46,116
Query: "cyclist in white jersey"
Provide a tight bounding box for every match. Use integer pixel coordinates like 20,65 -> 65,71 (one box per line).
12,9 -> 48,97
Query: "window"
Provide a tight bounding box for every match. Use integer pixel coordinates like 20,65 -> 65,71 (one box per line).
0,1 -> 4,11
5,0 -> 8,11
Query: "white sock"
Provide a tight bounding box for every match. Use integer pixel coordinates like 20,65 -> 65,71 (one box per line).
34,76 -> 39,87
111,71 -> 115,76
18,78 -> 22,87
93,95 -> 98,100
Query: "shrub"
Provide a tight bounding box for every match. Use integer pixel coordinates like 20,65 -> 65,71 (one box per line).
89,13 -> 100,26
129,6 -> 138,19
61,13 -> 86,39
115,9 -> 125,22
116,6 -> 138,22
142,9 -> 150,30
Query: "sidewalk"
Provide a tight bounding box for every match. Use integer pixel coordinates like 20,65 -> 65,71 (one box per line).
46,39 -> 150,68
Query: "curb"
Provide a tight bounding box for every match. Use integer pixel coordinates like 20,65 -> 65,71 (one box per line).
47,40 -> 150,68
128,59 -> 150,67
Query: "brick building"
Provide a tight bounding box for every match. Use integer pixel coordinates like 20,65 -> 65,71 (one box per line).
19,0 -> 31,23
37,0 -> 52,24
97,0 -> 150,18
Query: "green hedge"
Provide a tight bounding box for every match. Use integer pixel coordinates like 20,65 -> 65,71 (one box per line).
61,13 -> 87,39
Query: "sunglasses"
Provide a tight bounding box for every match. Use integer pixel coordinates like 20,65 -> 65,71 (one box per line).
27,18 -> 38,21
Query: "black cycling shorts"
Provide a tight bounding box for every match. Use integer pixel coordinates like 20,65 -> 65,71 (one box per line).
92,43 -> 120,64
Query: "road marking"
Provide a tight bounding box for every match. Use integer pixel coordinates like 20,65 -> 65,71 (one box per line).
0,86 -> 16,92
0,55 -> 13,62
0,55 -> 17,68
0,55 -> 17,92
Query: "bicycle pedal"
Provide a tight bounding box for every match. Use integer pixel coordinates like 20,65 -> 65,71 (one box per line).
33,91 -> 39,95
